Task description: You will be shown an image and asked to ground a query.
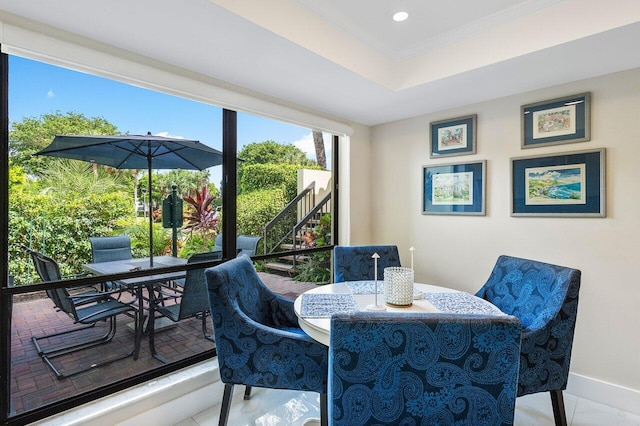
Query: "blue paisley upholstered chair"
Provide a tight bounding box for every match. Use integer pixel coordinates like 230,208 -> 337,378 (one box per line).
333,245 -> 401,283
205,256 -> 329,426
329,312 -> 522,425
475,255 -> 581,426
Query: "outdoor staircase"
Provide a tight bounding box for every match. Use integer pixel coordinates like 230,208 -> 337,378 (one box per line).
263,214 -> 320,274
262,182 -> 331,275
262,246 -> 311,274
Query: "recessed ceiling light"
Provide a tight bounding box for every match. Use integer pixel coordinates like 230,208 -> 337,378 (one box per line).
393,11 -> 408,22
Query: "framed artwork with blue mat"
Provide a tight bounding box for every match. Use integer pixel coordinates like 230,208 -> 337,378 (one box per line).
511,148 -> 605,217
422,160 -> 486,215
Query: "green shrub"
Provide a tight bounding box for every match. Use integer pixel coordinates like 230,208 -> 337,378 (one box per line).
179,232 -> 217,258
238,163 -> 295,199
238,163 -> 322,200
9,190 -> 131,285
116,220 -> 172,259
237,188 -> 287,254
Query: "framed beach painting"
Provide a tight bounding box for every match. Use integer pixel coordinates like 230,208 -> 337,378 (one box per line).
430,114 -> 477,158
521,92 -> 591,148
511,148 -> 605,217
422,160 -> 486,215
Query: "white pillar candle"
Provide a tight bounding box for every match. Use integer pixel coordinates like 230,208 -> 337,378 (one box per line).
410,246 -> 415,271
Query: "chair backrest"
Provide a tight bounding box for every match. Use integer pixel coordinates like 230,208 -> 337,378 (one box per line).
177,251 -> 221,319
213,234 -> 223,252
212,234 -> 261,257
475,255 -> 581,331
333,245 -> 401,282
89,236 -> 133,263
329,312 -> 522,426
26,248 -> 77,318
27,248 -> 62,283
206,256 -> 289,329
237,235 -> 261,257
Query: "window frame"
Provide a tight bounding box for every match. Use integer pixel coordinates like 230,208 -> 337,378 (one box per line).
0,52 -> 340,424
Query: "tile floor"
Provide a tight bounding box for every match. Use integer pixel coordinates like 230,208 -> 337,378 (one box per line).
175,387 -> 640,426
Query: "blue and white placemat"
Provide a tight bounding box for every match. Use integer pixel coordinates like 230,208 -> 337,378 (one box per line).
345,280 -> 384,294
344,280 -> 424,299
300,293 -> 358,318
423,292 -> 505,315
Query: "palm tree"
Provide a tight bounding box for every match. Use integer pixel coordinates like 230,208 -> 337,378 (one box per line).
312,130 -> 327,169
39,158 -> 126,195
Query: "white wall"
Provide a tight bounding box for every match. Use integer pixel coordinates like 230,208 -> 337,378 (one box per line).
341,123 -> 373,245
298,169 -> 332,204
364,68 -> 640,407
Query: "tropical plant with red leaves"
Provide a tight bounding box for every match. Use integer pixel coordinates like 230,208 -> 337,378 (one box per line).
182,186 -> 218,238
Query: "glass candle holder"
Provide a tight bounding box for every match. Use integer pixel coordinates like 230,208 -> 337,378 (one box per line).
384,267 -> 414,307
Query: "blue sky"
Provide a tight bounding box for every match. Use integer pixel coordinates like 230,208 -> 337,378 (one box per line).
8,55 -> 329,185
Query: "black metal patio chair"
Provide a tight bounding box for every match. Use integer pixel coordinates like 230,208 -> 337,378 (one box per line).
26,248 -> 138,379
154,251 -> 220,342
89,235 -> 138,300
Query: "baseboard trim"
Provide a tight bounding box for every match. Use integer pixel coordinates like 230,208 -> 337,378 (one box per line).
567,372 -> 640,416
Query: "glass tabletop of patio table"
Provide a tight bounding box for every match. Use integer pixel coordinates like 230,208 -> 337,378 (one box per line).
83,255 -> 187,284
294,281 -> 504,346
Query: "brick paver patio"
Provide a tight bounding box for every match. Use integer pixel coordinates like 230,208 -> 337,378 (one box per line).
9,272 -> 318,416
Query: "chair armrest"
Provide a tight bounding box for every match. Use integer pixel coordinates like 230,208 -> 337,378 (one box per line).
153,286 -> 182,300
521,326 -> 541,337
268,295 -> 300,328
64,271 -> 92,279
68,293 -> 109,304
69,286 -> 134,306
236,307 -> 319,345
64,271 -> 103,291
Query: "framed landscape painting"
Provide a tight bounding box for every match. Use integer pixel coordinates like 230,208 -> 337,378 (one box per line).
511,148 -> 605,217
430,114 -> 477,158
422,160 -> 486,215
521,92 -> 591,148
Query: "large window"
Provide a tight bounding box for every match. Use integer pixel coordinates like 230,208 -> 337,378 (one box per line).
1,54 -> 337,424
236,112 -> 334,283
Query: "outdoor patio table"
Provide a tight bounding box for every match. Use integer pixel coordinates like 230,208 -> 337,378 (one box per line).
294,281 -> 505,346
83,256 -> 187,362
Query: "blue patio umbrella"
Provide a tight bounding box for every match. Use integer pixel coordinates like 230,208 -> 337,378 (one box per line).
36,132 -> 223,266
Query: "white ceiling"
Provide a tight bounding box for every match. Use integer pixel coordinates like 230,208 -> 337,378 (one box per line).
294,0 -> 558,61
0,0 -> 639,126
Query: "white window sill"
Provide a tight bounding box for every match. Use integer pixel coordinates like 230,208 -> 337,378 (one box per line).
30,359 -> 222,426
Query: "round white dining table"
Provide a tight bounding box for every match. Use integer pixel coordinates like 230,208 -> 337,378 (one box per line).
293,281 -> 504,346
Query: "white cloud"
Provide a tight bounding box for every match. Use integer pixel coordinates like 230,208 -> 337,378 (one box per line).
293,132 -> 315,159
47,90 -> 54,98
153,131 -> 185,139
293,131 -> 333,168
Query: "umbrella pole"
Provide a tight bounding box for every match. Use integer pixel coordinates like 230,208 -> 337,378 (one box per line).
148,156 -> 154,267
